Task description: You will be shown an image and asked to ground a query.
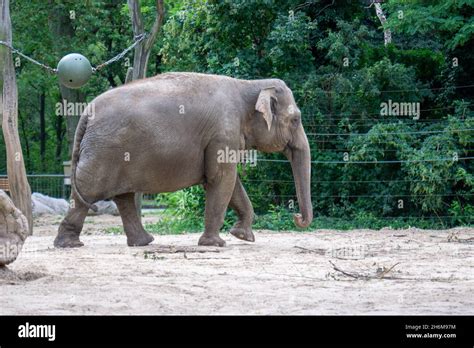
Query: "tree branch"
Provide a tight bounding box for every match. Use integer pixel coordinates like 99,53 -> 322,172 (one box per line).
145,0 -> 165,52
373,2 -> 392,46
128,0 -> 144,37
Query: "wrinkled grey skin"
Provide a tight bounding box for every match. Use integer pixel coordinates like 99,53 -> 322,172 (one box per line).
54,72 -> 313,248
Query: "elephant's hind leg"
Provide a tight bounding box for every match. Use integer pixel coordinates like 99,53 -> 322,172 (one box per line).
228,176 -> 255,242
54,192 -> 88,248
114,192 -> 154,247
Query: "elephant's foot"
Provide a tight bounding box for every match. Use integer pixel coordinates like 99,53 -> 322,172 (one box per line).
230,226 -> 255,242
126,231 -> 154,247
54,232 -> 84,248
198,233 -> 226,247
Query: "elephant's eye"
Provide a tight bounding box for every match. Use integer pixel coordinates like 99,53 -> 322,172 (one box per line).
291,117 -> 299,127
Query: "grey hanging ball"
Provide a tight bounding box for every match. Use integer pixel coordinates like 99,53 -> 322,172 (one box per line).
57,53 -> 93,89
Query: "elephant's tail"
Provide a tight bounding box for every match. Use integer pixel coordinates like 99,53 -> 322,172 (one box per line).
71,114 -> 98,212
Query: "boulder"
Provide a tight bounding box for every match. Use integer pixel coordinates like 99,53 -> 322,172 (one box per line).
0,190 -> 29,266
90,200 -> 119,216
32,193 -> 69,216
31,192 -> 119,216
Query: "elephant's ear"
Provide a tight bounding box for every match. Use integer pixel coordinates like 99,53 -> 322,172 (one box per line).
255,87 -> 277,131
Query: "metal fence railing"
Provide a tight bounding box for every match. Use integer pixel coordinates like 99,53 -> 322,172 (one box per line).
29,174 -> 69,198
0,174 -> 160,207
0,174 -> 69,198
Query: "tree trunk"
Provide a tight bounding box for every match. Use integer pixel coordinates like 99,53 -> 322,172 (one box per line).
49,1 -> 86,158
54,96 -> 64,163
59,85 -> 85,157
0,0 -> 33,235
18,110 -> 31,170
39,91 -> 46,170
374,3 -> 392,46
128,0 -> 164,80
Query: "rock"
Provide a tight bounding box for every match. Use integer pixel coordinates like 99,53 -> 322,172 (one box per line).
31,192 -> 118,216
31,199 -> 56,216
32,193 -> 69,217
0,190 -> 29,266
89,200 -> 119,216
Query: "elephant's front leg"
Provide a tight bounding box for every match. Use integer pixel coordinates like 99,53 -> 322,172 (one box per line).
228,176 -> 255,242
198,145 -> 237,247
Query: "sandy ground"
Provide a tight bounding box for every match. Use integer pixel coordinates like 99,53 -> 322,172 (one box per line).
1,214 -> 473,315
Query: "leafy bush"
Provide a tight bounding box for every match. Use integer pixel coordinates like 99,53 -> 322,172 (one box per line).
146,186 -> 205,233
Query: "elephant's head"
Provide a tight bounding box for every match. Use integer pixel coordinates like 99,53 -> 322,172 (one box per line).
245,80 -> 313,228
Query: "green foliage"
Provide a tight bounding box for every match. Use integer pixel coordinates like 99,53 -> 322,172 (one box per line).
449,201 -> 474,225
317,19 -> 370,68
156,0 -> 473,230
2,0 -> 472,231
253,204 -> 296,230
147,186 -> 205,233
385,0 -> 474,51
264,11 -> 316,75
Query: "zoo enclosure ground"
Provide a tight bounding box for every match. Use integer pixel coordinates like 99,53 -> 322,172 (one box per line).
1,214 -> 473,315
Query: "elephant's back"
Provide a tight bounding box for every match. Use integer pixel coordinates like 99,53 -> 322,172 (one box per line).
75,74 -> 221,199
83,72 -> 237,151
88,72 -> 237,121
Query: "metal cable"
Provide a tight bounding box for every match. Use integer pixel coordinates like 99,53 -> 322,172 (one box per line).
256,157 -> 474,164
307,128 -> 474,136
0,39 -> 57,73
93,33 -> 147,71
0,33 -> 148,74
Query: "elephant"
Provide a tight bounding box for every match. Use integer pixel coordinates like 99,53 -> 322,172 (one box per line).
54,72 -> 313,248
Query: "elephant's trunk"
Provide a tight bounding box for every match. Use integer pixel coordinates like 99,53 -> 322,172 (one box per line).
287,128 -> 313,229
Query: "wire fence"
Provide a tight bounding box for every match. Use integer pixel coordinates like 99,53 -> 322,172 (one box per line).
256,157 -> 473,164
0,36 -> 471,225
1,174 -> 68,198
0,90 -> 472,225
6,173 -> 470,224
2,155 -> 472,214
3,173 -> 466,197
0,168 -> 471,223
0,174 -> 160,208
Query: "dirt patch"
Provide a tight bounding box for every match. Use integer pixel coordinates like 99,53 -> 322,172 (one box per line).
0,266 -> 46,284
1,214 -> 473,315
